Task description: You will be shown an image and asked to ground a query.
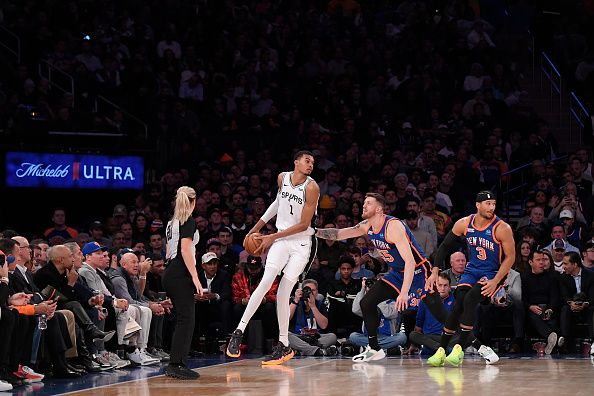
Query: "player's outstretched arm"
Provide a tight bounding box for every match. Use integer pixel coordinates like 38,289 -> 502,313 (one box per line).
315,220 -> 368,241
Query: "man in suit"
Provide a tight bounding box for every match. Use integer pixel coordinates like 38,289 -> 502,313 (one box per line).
1,238 -> 78,379
10,237 -> 40,295
194,252 -> 232,348
559,251 -> 594,355
33,245 -> 115,361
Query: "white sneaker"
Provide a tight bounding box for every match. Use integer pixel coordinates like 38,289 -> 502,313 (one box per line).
590,342 -> 594,356
127,349 -> 144,365
139,349 -> 161,365
545,332 -> 558,355
352,346 -> 386,362
0,379 -> 12,391
477,345 -> 499,364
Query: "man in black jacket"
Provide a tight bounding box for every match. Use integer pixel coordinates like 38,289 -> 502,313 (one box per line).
10,237 -> 80,377
33,245 -> 113,341
33,245 -> 115,372
194,252 -> 231,349
326,256 -> 362,338
559,251 -> 594,354
521,249 -> 561,355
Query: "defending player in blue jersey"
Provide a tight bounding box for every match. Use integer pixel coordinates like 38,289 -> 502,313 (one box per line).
426,191 -> 515,367
316,192 -> 432,362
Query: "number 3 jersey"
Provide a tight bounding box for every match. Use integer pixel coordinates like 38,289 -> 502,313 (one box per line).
463,214 -> 502,273
275,172 -> 318,239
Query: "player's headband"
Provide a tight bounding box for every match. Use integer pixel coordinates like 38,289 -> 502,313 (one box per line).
476,191 -> 495,202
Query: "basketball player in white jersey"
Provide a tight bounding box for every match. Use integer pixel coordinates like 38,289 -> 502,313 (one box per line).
226,150 -> 320,365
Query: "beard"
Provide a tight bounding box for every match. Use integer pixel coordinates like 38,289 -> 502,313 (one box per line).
478,207 -> 495,219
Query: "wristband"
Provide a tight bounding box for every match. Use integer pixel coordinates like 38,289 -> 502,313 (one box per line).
139,275 -> 147,280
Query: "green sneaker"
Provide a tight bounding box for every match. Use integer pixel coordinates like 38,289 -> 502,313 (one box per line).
445,344 -> 464,367
427,347 -> 446,367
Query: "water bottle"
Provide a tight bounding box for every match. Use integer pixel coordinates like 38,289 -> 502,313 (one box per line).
38,314 -> 48,330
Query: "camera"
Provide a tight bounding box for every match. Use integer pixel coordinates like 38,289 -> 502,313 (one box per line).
340,343 -> 356,357
301,286 -> 312,302
572,292 -> 587,305
365,278 -> 375,288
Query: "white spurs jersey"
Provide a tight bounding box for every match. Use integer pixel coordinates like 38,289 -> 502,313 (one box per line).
275,172 -> 318,239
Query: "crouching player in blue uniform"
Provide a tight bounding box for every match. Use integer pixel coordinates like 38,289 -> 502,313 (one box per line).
316,193 -> 434,362
426,191 -> 515,366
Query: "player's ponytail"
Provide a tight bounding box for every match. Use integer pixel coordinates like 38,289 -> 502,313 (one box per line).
173,186 -> 196,223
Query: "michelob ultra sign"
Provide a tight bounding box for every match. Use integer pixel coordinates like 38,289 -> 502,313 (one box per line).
5,152 -> 144,189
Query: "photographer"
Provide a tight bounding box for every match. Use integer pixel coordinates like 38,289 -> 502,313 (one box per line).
326,256 -> 362,337
547,182 -> 587,225
559,252 -> 594,355
288,279 -> 337,356
349,276 -> 406,353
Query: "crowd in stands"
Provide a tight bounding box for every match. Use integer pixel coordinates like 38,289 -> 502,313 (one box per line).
1,0 -> 594,389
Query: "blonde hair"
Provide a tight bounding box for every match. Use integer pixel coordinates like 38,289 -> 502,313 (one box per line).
173,186 -> 196,223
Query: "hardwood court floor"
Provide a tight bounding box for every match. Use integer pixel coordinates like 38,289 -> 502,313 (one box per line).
59,355 -> 594,396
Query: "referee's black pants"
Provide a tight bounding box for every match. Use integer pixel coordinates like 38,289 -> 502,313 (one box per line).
163,266 -> 195,367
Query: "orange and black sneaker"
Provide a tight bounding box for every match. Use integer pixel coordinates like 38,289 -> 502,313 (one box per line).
261,342 -> 294,365
226,329 -> 243,358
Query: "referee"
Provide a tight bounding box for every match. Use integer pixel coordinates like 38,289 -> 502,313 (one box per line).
162,186 -> 204,379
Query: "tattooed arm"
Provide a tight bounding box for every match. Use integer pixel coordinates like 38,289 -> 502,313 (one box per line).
315,220 -> 369,241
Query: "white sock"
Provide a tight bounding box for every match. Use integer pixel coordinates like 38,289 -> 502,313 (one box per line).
276,276 -> 298,346
236,266 -> 279,333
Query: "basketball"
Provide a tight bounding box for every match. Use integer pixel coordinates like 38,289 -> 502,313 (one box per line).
244,233 -> 262,256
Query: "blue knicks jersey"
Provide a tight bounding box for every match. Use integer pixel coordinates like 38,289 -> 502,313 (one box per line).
367,215 -> 427,271
464,214 -> 502,272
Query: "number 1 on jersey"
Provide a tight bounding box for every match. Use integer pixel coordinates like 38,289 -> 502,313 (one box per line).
290,204 -> 293,215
